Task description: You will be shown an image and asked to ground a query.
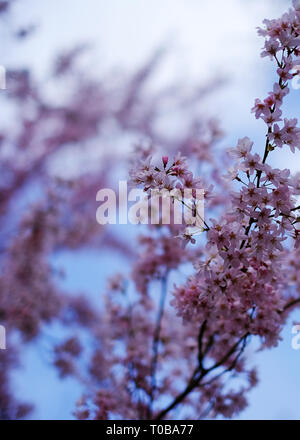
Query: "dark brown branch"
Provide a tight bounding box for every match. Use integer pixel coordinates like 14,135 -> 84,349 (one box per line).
283,298 -> 300,312
197,320 -> 207,368
154,333 -> 249,420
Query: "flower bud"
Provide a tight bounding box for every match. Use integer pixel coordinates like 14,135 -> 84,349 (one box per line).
162,156 -> 168,167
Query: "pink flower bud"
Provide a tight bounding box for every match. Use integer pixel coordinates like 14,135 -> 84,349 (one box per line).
162,156 -> 168,167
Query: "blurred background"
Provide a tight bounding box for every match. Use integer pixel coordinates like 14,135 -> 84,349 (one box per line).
0,0 -> 299,419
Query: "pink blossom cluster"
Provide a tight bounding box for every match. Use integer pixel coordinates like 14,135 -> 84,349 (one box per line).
0,10 -> 222,418
74,272 -> 257,420
73,1 -> 300,420
2,0 -> 300,422
254,1 -> 300,153
129,151 -> 212,196
171,2 -> 300,351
